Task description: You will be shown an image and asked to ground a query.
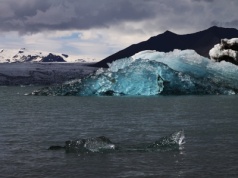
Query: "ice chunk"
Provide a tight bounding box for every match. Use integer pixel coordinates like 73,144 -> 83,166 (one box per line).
65,136 -> 116,153
147,130 -> 185,150
209,38 -> 238,65
48,131 -> 185,154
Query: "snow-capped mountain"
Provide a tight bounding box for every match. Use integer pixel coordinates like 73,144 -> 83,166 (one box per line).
0,48 -> 96,63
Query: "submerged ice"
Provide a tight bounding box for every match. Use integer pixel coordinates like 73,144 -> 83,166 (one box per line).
32,50 -> 238,96
48,130 -> 185,154
65,136 -> 116,153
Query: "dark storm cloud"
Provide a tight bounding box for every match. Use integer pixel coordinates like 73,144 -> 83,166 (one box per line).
193,0 -> 214,2
0,0 -> 156,34
0,0 -> 237,34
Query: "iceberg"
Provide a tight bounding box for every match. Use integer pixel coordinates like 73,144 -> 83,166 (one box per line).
31,50 -> 238,96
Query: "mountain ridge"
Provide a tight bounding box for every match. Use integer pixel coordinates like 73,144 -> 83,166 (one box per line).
0,48 -> 96,63
93,26 -> 238,68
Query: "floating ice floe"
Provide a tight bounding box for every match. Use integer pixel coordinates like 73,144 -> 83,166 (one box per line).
31,50 -> 238,96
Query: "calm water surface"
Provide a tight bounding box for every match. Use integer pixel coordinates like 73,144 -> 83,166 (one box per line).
0,86 -> 238,178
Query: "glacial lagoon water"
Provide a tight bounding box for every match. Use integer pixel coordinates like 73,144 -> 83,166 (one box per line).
1,86 -> 238,177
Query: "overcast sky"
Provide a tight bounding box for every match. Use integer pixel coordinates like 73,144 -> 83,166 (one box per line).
0,0 -> 237,59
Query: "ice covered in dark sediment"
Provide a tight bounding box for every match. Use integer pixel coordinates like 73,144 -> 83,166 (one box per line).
209,38 -> 238,65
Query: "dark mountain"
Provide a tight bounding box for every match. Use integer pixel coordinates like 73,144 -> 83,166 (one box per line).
41,53 -> 66,62
93,26 -> 238,68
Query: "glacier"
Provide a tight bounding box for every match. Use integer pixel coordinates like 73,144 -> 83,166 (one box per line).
31,50 -> 238,96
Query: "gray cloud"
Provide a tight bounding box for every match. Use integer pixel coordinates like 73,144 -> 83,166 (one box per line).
193,0 -> 214,2
0,0 -> 237,34
212,20 -> 238,28
0,0 -> 156,34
